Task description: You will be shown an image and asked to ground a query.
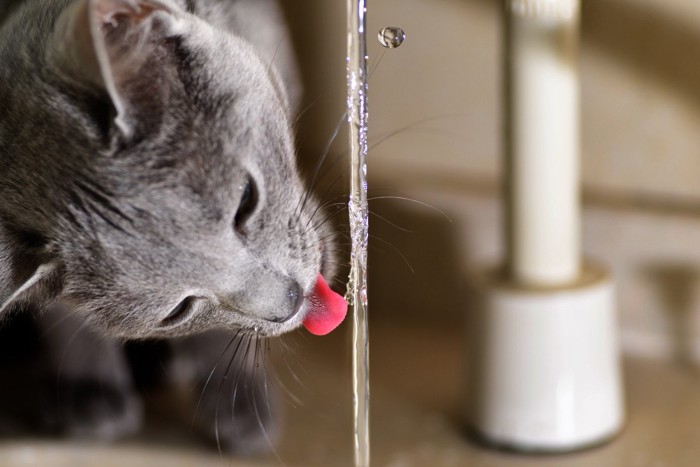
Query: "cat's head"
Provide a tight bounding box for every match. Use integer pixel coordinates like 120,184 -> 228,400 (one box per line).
0,0 -> 345,338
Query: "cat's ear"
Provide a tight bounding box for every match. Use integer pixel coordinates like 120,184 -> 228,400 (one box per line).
0,263 -> 63,318
53,0 -> 179,138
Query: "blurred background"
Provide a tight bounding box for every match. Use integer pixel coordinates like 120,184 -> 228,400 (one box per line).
284,0 -> 700,357
4,0 -> 700,465
275,0 -> 700,465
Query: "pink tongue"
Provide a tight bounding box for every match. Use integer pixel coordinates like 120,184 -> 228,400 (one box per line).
303,275 -> 348,336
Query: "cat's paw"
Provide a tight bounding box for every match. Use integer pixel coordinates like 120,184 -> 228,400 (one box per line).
41,379 -> 143,441
191,375 -> 280,456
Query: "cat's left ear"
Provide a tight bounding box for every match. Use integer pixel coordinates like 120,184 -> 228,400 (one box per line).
52,0 -> 180,138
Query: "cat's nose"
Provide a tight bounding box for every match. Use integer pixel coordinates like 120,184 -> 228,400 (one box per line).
271,283 -> 303,323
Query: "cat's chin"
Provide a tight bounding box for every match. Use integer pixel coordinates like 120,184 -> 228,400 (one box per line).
250,318 -> 304,337
120,309 -> 305,340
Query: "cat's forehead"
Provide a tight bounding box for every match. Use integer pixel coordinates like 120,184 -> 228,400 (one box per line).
78,8 -> 299,221
179,18 -> 283,107
171,23 -> 293,158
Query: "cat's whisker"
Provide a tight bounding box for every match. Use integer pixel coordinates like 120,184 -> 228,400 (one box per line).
368,244 -> 389,257
266,37 -> 284,76
55,319 -> 90,406
263,341 -> 276,411
291,48 -> 386,223
330,230 -> 351,239
369,234 -> 415,273
293,112 -> 347,225
276,334 -> 303,362
311,206 -> 349,233
319,201 -> 349,219
317,232 -> 346,244
267,340 -> 304,408
298,112 -> 464,228
214,333 -> 249,459
318,262 -> 347,272
319,198 -> 350,210
319,249 -> 349,256
307,200 -> 349,229
312,199 -> 349,222
37,310 -> 82,338
274,338 -> 311,395
228,333 -> 254,426
250,337 -> 285,465
325,242 -> 352,248
369,196 -> 453,222
304,180 -> 347,228
305,150 -> 347,203
369,210 -> 414,233
367,113 -> 466,152
292,98 -> 320,131
306,121 -> 456,209
328,241 -> 351,250
368,49 -> 387,78
191,331 -> 241,430
317,225 -> 348,238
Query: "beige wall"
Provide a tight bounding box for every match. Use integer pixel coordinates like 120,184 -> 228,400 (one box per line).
280,0 -> 700,362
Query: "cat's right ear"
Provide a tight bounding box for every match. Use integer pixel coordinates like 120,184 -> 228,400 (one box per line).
52,0 -> 179,139
0,263 -> 63,319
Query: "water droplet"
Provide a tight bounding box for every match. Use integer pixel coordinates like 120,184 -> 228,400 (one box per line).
378,27 -> 406,49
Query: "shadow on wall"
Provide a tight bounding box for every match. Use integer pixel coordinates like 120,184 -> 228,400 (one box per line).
278,0 -> 347,171
460,0 -> 700,109
368,190 -> 471,326
584,0 -> 700,110
642,262 -> 700,367
461,0 -> 700,108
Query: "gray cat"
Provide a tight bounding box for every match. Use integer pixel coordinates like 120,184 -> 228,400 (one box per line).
0,0 -> 346,455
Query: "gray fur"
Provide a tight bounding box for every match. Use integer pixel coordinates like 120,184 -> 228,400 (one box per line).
0,0 -> 333,338
0,0 -> 335,453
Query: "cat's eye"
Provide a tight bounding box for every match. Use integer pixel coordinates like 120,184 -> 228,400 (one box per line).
161,296 -> 196,327
234,176 -> 258,234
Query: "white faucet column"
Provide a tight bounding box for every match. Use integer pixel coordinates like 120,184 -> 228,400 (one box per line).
466,0 -> 625,451
506,0 -> 580,286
